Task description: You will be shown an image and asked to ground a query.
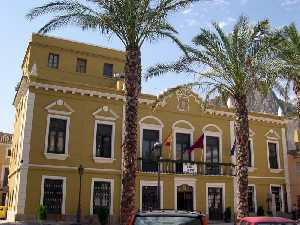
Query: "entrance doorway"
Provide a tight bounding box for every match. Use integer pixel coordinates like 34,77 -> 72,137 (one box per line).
177,184 -> 193,211
207,186 -> 223,220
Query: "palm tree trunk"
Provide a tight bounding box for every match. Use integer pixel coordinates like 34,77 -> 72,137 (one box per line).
293,80 -> 300,118
120,46 -> 141,225
234,95 -> 249,220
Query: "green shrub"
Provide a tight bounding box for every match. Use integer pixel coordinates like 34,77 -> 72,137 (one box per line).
96,207 -> 109,225
38,205 -> 47,220
224,207 -> 231,222
257,206 -> 264,216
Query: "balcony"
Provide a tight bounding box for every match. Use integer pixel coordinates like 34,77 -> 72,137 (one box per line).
137,158 -> 235,176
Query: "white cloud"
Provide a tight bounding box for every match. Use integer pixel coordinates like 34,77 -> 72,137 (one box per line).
218,17 -> 236,29
281,0 -> 300,6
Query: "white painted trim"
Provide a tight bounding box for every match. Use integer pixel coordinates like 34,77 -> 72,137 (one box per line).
17,92 -> 35,215
202,124 -> 223,135
249,128 -> 255,137
92,120 -> 115,162
40,175 -> 66,214
267,140 -> 281,170
90,178 -> 114,215
249,176 -> 285,179
269,184 -> 285,212
139,116 -> 164,127
44,114 -> 70,160
172,120 -> 195,131
140,180 -> 164,210
45,99 -> 74,115
265,129 -> 280,140
203,130 -> 223,164
205,183 -> 225,215
139,123 -> 163,158
281,128 -> 291,212
248,138 -> 255,168
248,184 -> 257,213
174,177 -> 197,211
92,106 -> 119,120
172,127 -> 194,161
1,165 -> 8,187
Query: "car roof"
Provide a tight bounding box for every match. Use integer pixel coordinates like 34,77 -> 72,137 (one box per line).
136,210 -> 203,217
241,217 -> 295,223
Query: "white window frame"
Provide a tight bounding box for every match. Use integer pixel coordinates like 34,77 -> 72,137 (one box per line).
248,184 -> 257,213
206,183 -> 225,215
267,140 -> 281,172
1,166 -> 8,188
44,114 -> 70,160
174,178 -> 196,211
93,120 -> 115,163
40,175 -> 66,214
90,178 -> 114,215
140,180 -> 164,210
203,131 -> 222,164
248,138 -> 255,170
270,184 -> 284,212
139,123 -> 162,158
173,127 -> 194,161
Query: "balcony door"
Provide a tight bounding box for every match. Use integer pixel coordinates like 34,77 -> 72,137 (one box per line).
205,136 -> 220,175
176,133 -> 191,173
142,129 -> 159,172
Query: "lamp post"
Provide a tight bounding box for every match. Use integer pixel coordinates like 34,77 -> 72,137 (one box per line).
76,165 -> 84,224
153,142 -> 162,209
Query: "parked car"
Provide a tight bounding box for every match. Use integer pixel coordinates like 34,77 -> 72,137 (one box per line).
128,210 -> 208,225
239,217 -> 297,225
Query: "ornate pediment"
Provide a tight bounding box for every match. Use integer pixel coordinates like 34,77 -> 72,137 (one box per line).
265,129 -> 280,140
93,106 -> 119,121
45,99 -> 74,115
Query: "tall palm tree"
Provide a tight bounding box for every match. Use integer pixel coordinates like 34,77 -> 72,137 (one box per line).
26,1 -> 197,224
277,23 -> 300,117
146,16 -> 283,219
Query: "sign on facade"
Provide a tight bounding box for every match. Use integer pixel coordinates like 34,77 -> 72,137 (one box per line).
183,163 -> 197,174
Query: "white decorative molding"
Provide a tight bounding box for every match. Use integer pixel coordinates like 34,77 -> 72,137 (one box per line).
248,138 -> 255,168
17,92 -> 35,215
139,116 -> 164,127
140,180 -> 164,210
44,114 -> 70,160
249,128 -> 256,137
92,120 -> 115,163
40,176 -> 66,214
249,176 -> 285,179
248,184 -> 257,213
92,106 -> 119,120
265,129 -> 280,140
31,63 -> 38,76
281,128 -> 291,212
202,124 -> 223,135
45,99 -> 74,115
90,178 -> 114,215
172,120 -> 195,131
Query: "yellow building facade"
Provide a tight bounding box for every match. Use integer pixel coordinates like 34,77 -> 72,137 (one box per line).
7,34 -> 291,222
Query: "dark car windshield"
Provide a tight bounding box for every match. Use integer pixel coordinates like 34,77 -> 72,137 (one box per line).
134,216 -> 202,225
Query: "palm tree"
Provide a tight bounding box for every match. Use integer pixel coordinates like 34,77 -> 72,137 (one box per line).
146,16 -> 283,219
26,1 -> 197,224
277,23 -> 300,117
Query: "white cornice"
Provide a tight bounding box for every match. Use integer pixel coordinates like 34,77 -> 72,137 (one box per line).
30,82 -> 286,125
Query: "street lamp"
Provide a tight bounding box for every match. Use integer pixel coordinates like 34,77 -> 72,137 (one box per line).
153,142 -> 162,209
76,165 -> 84,224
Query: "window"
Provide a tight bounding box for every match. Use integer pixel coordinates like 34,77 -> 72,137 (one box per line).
271,186 -> 282,212
48,53 -> 59,69
92,180 -> 112,215
268,142 -> 279,169
2,167 -> 9,187
206,136 -> 220,175
296,162 -> 300,176
176,133 -> 191,173
103,63 -> 113,77
95,122 -> 114,158
46,117 -> 68,154
76,58 -> 87,73
142,129 -> 160,172
248,186 -> 256,213
248,140 -> 252,167
142,186 -> 160,210
6,148 -> 11,158
42,178 -> 65,214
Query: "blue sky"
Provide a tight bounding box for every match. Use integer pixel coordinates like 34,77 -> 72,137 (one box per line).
0,0 -> 299,133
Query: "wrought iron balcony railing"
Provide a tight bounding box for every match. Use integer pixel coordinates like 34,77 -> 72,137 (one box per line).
137,157 -> 235,176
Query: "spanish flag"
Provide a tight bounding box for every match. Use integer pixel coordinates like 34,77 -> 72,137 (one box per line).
164,133 -> 172,147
